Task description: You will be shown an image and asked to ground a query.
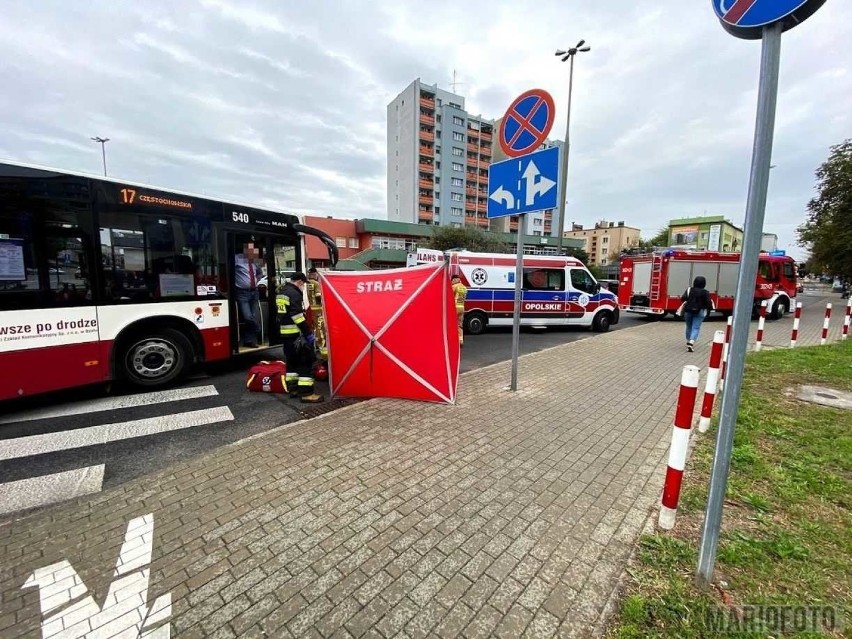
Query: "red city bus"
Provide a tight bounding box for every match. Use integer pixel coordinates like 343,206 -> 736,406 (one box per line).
0,161 -> 338,401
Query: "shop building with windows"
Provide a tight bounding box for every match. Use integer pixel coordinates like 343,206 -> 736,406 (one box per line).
667,215 -> 743,252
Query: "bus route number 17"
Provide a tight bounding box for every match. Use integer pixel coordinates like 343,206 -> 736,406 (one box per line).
232,211 -> 251,224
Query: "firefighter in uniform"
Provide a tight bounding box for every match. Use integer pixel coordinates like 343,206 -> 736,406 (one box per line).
307,267 -> 328,360
452,273 -> 467,347
276,272 -> 323,403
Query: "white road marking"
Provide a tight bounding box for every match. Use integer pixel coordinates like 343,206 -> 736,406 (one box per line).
23,513 -> 172,638
0,406 -> 234,461
0,385 -> 220,425
0,464 -> 105,515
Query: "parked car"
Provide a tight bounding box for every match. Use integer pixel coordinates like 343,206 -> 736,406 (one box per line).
598,279 -> 620,295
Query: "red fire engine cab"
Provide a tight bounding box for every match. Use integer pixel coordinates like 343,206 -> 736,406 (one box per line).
618,249 -> 798,320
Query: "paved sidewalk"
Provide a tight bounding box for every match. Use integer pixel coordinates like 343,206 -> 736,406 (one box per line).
0,296 -> 840,638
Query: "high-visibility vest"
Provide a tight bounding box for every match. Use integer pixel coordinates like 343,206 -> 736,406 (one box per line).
453,282 -> 467,311
307,279 -> 323,311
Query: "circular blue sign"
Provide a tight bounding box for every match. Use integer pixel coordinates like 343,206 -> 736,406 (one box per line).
712,0 -> 827,39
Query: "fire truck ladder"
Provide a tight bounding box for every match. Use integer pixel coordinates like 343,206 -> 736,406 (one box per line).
650,254 -> 664,301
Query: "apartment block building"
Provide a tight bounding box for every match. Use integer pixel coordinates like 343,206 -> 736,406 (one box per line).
563,220 -> 641,266
387,79 -> 495,231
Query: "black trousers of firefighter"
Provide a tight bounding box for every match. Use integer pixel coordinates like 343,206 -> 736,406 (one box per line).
282,335 -> 317,397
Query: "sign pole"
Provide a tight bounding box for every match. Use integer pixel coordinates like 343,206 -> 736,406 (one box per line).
696,21 -> 783,589
509,218 -> 525,391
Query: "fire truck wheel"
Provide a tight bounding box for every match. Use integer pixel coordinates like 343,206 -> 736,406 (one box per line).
592,311 -> 612,333
120,328 -> 192,387
770,299 -> 788,320
464,312 -> 487,336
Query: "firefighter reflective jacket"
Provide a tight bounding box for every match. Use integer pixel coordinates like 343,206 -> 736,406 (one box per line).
276,282 -> 311,337
307,279 -> 323,311
453,281 -> 467,311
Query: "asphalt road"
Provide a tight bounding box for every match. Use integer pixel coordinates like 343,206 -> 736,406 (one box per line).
2,291 -> 835,518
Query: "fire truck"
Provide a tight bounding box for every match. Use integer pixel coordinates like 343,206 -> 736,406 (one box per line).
409,249 -> 619,334
618,249 -> 798,320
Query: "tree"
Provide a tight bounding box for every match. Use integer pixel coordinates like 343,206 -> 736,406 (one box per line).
426,226 -> 510,253
642,226 -> 670,248
563,247 -> 590,265
797,140 -> 852,280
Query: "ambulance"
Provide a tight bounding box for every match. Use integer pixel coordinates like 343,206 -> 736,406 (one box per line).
409,249 -> 619,334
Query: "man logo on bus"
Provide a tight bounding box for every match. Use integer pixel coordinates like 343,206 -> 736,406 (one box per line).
471,268 -> 488,286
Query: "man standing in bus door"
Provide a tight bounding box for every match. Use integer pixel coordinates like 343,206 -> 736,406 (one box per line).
452,273 -> 467,347
307,267 -> 328,360
276,272 -> 323,403
234,241 -> 263,348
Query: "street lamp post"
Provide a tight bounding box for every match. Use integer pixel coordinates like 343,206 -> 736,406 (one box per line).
91,136 -> 109,176
554,41 -> 590,254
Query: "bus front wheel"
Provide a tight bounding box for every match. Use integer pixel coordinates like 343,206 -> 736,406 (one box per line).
120,328 -> 192,387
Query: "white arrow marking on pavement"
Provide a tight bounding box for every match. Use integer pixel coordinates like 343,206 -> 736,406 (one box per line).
489,185 -> 515,208
0,385 -> 220,425
23,513 -> 172,638
0,465 -> 105,515
522,160 -> 556,206
0,406 -> 234,461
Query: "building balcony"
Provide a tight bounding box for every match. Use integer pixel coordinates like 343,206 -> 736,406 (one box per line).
419,97 -> 435,110
419,179 -> 434,189
419,210 -> 434,221
467,142 -> 479,153
465,215 -> 477,225
419,162 -> 434,173
465,186 -> 478,196
419,195 -> 433,205
466,172 -> 478,182
419,130 -> 435,142
481,130 -> 493,141
419,145 -> 434,157
419,113 -> 435,126
476,203 -> 487,213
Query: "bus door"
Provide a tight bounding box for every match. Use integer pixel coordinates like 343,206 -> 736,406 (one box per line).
227,233 -> 299,352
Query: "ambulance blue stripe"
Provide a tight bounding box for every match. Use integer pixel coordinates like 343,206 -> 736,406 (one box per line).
467,289 -> 616,302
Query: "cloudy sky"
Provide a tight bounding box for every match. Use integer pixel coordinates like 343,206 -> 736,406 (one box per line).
1,1 -> 849,259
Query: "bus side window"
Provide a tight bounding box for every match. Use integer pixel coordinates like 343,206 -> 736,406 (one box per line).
44,221 -> 94,306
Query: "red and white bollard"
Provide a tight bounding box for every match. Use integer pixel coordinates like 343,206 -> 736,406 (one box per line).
790,302 -> 802,347
659,365 -> 700,530
755,301 -> 768,352
698,331 -> 726,433
821,303 -> 832,345
842,298 -> 851,342
719,316 -> 733,392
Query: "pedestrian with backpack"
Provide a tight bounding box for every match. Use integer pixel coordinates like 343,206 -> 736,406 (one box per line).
677,276 -> 714,352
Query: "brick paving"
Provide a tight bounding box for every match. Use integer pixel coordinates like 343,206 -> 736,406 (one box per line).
0,295 -> 840,638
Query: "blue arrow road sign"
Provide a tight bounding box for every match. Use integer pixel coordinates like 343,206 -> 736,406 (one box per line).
486,146 -> 560,219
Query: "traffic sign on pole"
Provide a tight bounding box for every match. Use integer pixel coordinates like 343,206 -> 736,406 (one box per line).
696,0 -> 827,590
498,89 -> 556,158
487,147 -> 559,219
712,0 -> 827,39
